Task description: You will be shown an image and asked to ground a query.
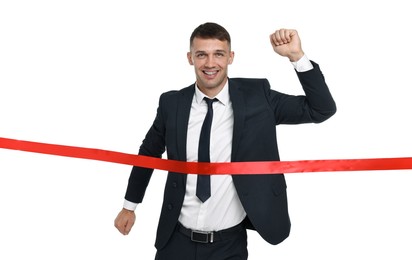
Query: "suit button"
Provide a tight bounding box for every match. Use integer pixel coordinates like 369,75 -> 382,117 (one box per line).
167,204 -> 173,210
172,182 -> 177,188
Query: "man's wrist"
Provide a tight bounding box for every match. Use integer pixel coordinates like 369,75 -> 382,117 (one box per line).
291,54 -> 314,72
288,51 -> 305,62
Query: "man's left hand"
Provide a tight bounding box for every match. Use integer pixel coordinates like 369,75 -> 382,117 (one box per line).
270,29 -> 304,62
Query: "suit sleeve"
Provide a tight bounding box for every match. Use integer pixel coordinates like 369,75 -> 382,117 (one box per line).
124,94 -> 167,203
268,61 -> 337,124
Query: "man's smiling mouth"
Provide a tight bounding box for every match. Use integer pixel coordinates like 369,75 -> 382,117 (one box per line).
203,70 -> 218,76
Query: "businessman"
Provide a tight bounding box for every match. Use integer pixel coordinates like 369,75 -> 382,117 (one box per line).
115,22 -> 336,260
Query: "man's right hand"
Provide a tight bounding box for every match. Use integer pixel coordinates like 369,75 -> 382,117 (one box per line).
114,208 -> 136,235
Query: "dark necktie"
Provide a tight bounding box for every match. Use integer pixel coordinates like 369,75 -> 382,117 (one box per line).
196,97 -> 217,203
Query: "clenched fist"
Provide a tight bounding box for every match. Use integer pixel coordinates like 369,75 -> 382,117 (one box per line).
114,208 -> 136,235
270,29 -> 304,62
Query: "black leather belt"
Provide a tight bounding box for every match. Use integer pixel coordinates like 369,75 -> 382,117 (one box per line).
177,222 -> 245,243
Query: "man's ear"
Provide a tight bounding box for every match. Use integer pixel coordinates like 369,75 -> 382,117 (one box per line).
187,52 -> 194,65
228,51 -> 235,64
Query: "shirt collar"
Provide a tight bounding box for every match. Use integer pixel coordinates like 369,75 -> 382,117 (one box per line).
194,79 -> 230,106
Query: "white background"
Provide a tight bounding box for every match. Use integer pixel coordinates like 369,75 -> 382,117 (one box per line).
1,0 -> 411,259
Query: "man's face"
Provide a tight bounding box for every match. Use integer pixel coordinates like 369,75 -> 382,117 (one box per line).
187,37 -> 234,96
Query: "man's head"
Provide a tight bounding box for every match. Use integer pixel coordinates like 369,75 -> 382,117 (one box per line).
187,22 -> 234,97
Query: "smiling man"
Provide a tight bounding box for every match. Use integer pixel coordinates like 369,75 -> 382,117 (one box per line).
114,22 -> 336,260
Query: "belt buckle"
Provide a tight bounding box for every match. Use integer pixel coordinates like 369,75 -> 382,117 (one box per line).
191,230 -> 214,243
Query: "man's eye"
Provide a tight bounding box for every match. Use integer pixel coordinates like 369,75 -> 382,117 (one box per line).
197,54 -> 205,58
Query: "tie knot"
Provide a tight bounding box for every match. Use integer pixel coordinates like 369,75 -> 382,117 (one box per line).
204,97 -> 217,108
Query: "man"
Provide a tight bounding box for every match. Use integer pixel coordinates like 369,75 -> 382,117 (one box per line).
115,22 -> 336,259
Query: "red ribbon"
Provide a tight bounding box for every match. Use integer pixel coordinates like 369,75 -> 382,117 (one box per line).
1,137 -> 412,174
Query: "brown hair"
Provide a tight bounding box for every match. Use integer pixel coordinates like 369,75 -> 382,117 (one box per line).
190,22 -> 231,49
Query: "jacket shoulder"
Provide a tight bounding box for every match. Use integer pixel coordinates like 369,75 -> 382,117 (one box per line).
229,78 -> 269,90
229,77 -> 268,85
160,85 -> 194,100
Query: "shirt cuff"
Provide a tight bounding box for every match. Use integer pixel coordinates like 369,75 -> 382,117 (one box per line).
123,199 -> 138,211
291,54 -> 314,72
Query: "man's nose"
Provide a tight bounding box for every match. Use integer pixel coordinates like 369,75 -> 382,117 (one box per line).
204,56 -> 216,67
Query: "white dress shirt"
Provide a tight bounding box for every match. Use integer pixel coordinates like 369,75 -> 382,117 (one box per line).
123,55 -> 314,231
178,81 -> 246,231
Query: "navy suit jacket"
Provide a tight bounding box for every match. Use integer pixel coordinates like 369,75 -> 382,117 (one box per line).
125,61 -> 336,250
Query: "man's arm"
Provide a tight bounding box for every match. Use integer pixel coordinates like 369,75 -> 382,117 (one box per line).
268,28 -> 336,124
114,94 -> 168,235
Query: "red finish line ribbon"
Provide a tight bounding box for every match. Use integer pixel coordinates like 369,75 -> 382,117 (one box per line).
1,137 -> 412,174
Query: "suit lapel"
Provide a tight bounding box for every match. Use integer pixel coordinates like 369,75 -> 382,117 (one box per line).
229,79 -> 245,162
176,85 -> 195,161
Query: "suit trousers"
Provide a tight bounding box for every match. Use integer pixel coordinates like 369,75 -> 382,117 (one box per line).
155,223 -> 248,260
